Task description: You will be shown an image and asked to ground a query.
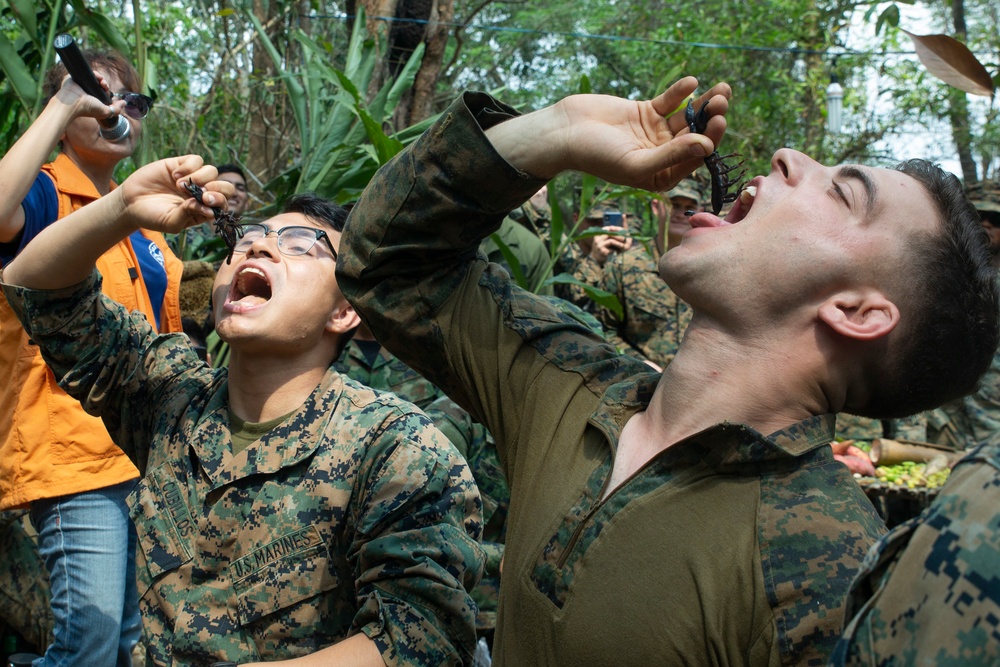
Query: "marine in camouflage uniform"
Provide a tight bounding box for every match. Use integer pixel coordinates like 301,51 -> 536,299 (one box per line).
835,413 -> 927,443
335,332 -> 443,411
832,437 -> 1000,664
1,187 -> 484,666
597,241 -> 691,368
338,91 -> 887,665
594,180 -> 698,369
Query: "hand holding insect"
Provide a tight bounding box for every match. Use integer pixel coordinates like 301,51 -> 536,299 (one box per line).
115,155 -> 230,235
183,180 -> 243,264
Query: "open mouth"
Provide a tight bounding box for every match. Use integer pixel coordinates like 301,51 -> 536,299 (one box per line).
724,184 -> 757,224
230,266 -> 272,305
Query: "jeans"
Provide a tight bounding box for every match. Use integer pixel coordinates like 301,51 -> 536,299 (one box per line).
29,479 -> 141,667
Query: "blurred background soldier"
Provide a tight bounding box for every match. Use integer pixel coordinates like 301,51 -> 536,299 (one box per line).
596,179 -> 702,369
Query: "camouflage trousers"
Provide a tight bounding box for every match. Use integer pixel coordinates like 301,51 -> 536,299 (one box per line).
0,510 -> 53,653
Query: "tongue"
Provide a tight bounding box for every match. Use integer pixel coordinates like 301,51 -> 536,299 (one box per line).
235,294 -> 268,306
688,211 -> 730,228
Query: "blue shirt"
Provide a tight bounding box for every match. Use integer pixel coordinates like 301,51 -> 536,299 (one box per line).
0,171 -> 167,329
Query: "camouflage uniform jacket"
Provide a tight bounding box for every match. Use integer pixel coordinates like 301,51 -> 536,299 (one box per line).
1,272 -> 484,667
832,438 -> 1000,665
426,395 -> 508,632
597,242 -> 691,368
338,91 -> 887,666
335,338 -> 443,410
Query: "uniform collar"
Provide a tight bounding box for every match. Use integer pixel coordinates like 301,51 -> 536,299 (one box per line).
590,374 -> 836,465
193,366 -> 346,489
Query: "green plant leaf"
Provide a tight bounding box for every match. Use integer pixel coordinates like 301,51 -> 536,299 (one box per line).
487,231 -> 529,289
69,1 -> 131,56
8,0 -> 38,42
546,274 -> 623,318
0,32 -> 37,108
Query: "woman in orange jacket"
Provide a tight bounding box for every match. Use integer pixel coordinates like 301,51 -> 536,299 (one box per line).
0,49 -> 182,666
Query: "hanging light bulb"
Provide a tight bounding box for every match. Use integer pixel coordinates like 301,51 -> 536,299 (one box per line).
826,72 -> 843,134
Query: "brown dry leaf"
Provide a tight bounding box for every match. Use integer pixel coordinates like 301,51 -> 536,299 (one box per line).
902,30 -> 995,97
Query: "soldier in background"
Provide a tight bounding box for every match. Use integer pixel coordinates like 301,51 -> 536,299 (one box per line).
596,180 -> 701,369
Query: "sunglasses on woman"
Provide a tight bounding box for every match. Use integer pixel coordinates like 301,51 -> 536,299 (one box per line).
112,92 -> 154,120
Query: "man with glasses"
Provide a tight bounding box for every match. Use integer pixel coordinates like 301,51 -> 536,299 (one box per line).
0,158 -> 485,666
0,49 -> 179,666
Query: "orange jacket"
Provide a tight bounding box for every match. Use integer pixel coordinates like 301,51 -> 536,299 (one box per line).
0,153 -> 183,509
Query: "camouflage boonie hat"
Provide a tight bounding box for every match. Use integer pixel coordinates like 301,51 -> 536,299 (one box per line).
667,179 -> 702,207
966,180 -> 1000,216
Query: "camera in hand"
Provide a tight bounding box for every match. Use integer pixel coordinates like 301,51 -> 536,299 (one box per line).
53,33 -> 130,143
602,211 -> 623,227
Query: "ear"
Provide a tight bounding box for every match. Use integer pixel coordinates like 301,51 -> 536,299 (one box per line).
325,301 -> 361,335
818,290 -> 900,341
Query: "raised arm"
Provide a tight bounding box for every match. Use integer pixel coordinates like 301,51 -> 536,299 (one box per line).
484,77 -> 729,188
2,155 -> 228,289
0,75 -> 122,243
338,78 -> 729,469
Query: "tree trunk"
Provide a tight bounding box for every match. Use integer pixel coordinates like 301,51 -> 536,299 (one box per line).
408,0 -> 454,125
949,0 -> 978,183
247,0 -> 281,185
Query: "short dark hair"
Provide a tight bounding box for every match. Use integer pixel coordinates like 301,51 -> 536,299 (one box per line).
216,163 -> 246,182
43,50 -> 141,104
855,159 -> 1000,418
281,193 -> 348,233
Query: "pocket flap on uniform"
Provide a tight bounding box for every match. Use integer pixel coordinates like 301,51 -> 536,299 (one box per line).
231,525 -> 340,625
130,466 -> 196,583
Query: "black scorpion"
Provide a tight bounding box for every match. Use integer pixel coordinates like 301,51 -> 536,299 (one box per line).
184,181 -> 243,264
685,100 -> 746,216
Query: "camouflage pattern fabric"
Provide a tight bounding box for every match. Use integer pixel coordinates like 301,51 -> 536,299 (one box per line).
336,341 -> 510,633
0,510 -> 53,653
596,242 -> 691,368
337,91 -> 887,666
480,216 -> 554,296
833,437 -> 1000,665
426,396 -> 508,633
835,413 -> 928,443
335,339 -> 443,410
1,273 -> 485,667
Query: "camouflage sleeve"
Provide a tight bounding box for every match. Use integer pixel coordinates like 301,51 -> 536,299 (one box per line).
832,440 -> 1000,665
337,92 -> 549,452
351,409 -> 485,666
1,271 -> 204,472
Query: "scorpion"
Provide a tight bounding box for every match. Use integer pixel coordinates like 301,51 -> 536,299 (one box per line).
685,99 -> 747,216
184,181 -> 243,264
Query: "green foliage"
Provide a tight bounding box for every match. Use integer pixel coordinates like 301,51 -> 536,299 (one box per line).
246,5 -> 432,207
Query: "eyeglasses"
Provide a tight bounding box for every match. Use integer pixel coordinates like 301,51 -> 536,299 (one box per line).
233,224 -> 337,259
112,92 -> 154,120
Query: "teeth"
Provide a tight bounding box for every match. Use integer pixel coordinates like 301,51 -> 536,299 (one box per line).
740,185 -> 757,205
239,267 -> 266,279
